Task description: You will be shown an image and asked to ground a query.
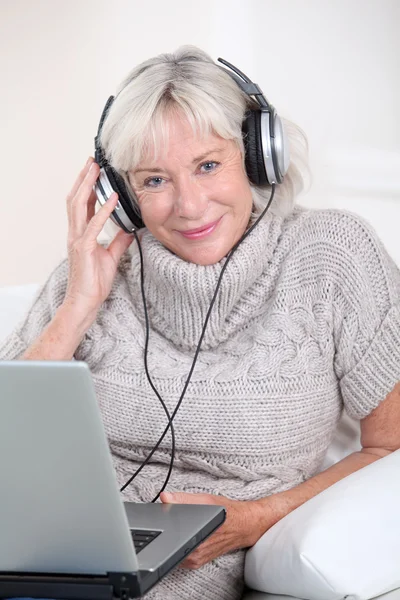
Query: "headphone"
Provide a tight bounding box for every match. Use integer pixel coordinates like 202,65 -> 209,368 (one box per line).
93,57 -> 290,233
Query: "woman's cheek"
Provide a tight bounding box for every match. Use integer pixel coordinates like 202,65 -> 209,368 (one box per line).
139,192 -> 173,226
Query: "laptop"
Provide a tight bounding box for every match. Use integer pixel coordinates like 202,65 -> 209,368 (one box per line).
0,361 -> 225,599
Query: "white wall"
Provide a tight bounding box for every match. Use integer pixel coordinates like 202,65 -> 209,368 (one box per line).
0,0 -> 399,286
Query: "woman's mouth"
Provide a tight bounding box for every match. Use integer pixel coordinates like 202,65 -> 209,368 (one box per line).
178,217 -> 222,240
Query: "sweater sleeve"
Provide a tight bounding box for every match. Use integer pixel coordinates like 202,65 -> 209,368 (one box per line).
0,259 -> 69,361
331,211 -> 400,419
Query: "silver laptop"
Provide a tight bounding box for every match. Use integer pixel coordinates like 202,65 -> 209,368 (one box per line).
0,361 -> 225,599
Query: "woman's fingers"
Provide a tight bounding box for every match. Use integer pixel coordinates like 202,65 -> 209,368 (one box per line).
63,159 -> 133,318
84,192 -> 120,242
70,161 -> 101,238
107,229 -> 134,264
86,187 -> 99,224
66,159 -> 131,254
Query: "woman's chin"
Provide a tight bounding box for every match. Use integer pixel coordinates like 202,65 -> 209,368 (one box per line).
159,228 -> 217,263
169,238 -> 229,265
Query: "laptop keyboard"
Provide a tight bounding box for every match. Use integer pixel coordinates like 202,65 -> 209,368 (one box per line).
131,529 -> 162,554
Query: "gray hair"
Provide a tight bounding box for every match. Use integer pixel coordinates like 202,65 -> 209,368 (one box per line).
100,45 -> 310,221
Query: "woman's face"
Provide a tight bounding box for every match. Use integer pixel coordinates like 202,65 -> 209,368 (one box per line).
128,113 -> 253,265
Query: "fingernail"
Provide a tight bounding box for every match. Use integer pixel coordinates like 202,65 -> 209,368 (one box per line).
86,157 -> 93,166
163,493 -> 172,502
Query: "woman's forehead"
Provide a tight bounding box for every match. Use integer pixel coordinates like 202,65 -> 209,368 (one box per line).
133,115 -> 232,171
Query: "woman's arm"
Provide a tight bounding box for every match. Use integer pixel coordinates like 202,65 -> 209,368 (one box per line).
257,381 -> 400,533
162,382 -> 400,569
12,157 -> 133,362
20,301 -> 97,361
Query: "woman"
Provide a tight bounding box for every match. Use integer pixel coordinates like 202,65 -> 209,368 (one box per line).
1,46 -> 400,600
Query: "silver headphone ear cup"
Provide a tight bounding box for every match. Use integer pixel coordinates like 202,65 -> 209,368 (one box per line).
95,169 -> 138,233
260,111 -> 290,184
260,111 -> 277,184
105,167 -> 144,230
273,115 -> 290,178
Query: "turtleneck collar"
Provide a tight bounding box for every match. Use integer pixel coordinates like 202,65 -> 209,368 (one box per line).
127,214 -> 283,351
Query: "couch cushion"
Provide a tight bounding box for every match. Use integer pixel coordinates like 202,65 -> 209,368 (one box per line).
0,283 -> 39,342
245,450 -> 400,600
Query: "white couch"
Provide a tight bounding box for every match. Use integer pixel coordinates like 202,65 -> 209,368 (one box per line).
0,283 -> 399,600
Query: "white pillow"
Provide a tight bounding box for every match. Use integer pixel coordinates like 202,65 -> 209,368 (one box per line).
245,449 -> 400,600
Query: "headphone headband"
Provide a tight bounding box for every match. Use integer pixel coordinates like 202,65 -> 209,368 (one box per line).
217,57 -> 271,111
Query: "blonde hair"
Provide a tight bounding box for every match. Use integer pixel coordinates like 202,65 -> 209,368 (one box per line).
100,45 -> 310,220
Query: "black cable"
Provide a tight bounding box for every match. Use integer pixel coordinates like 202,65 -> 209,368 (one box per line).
119,229 -> 175,494
120,184 -> 276,501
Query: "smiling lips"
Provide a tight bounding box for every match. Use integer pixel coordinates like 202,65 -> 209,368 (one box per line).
178,218 -> 222,240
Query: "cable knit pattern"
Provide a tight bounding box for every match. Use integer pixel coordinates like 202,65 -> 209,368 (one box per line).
2,206 -> 400,600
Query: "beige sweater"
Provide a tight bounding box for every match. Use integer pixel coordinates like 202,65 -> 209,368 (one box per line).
2,206 -> 400,600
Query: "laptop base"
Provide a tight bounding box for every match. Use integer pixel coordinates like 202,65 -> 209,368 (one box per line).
0,570 -> 143,599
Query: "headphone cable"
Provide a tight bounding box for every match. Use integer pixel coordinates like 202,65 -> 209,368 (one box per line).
119,229 -> 175,495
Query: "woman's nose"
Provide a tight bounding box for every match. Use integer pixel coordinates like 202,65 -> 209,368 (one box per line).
174,177 -> 209,220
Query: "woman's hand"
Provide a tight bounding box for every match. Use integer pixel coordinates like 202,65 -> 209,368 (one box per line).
160,491 -> 270,569
64,157 -> 134,323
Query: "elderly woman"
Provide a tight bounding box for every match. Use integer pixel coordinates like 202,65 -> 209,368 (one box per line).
1,46 -> 400,600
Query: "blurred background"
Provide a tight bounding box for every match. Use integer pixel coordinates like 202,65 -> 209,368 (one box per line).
0,0 -> 399,286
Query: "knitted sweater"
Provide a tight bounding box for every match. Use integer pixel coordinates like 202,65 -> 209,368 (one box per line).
2,206 -> 400,600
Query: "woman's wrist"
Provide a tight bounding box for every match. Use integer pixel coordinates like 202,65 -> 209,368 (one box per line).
57,299 -> 98,337
244,499 -> 276,547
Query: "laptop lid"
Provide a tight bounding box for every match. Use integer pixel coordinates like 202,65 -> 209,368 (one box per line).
0,361 -> 139,575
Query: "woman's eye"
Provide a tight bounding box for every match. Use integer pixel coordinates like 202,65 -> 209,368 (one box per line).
200,161 -> 219,173
144,176 -> 165,188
